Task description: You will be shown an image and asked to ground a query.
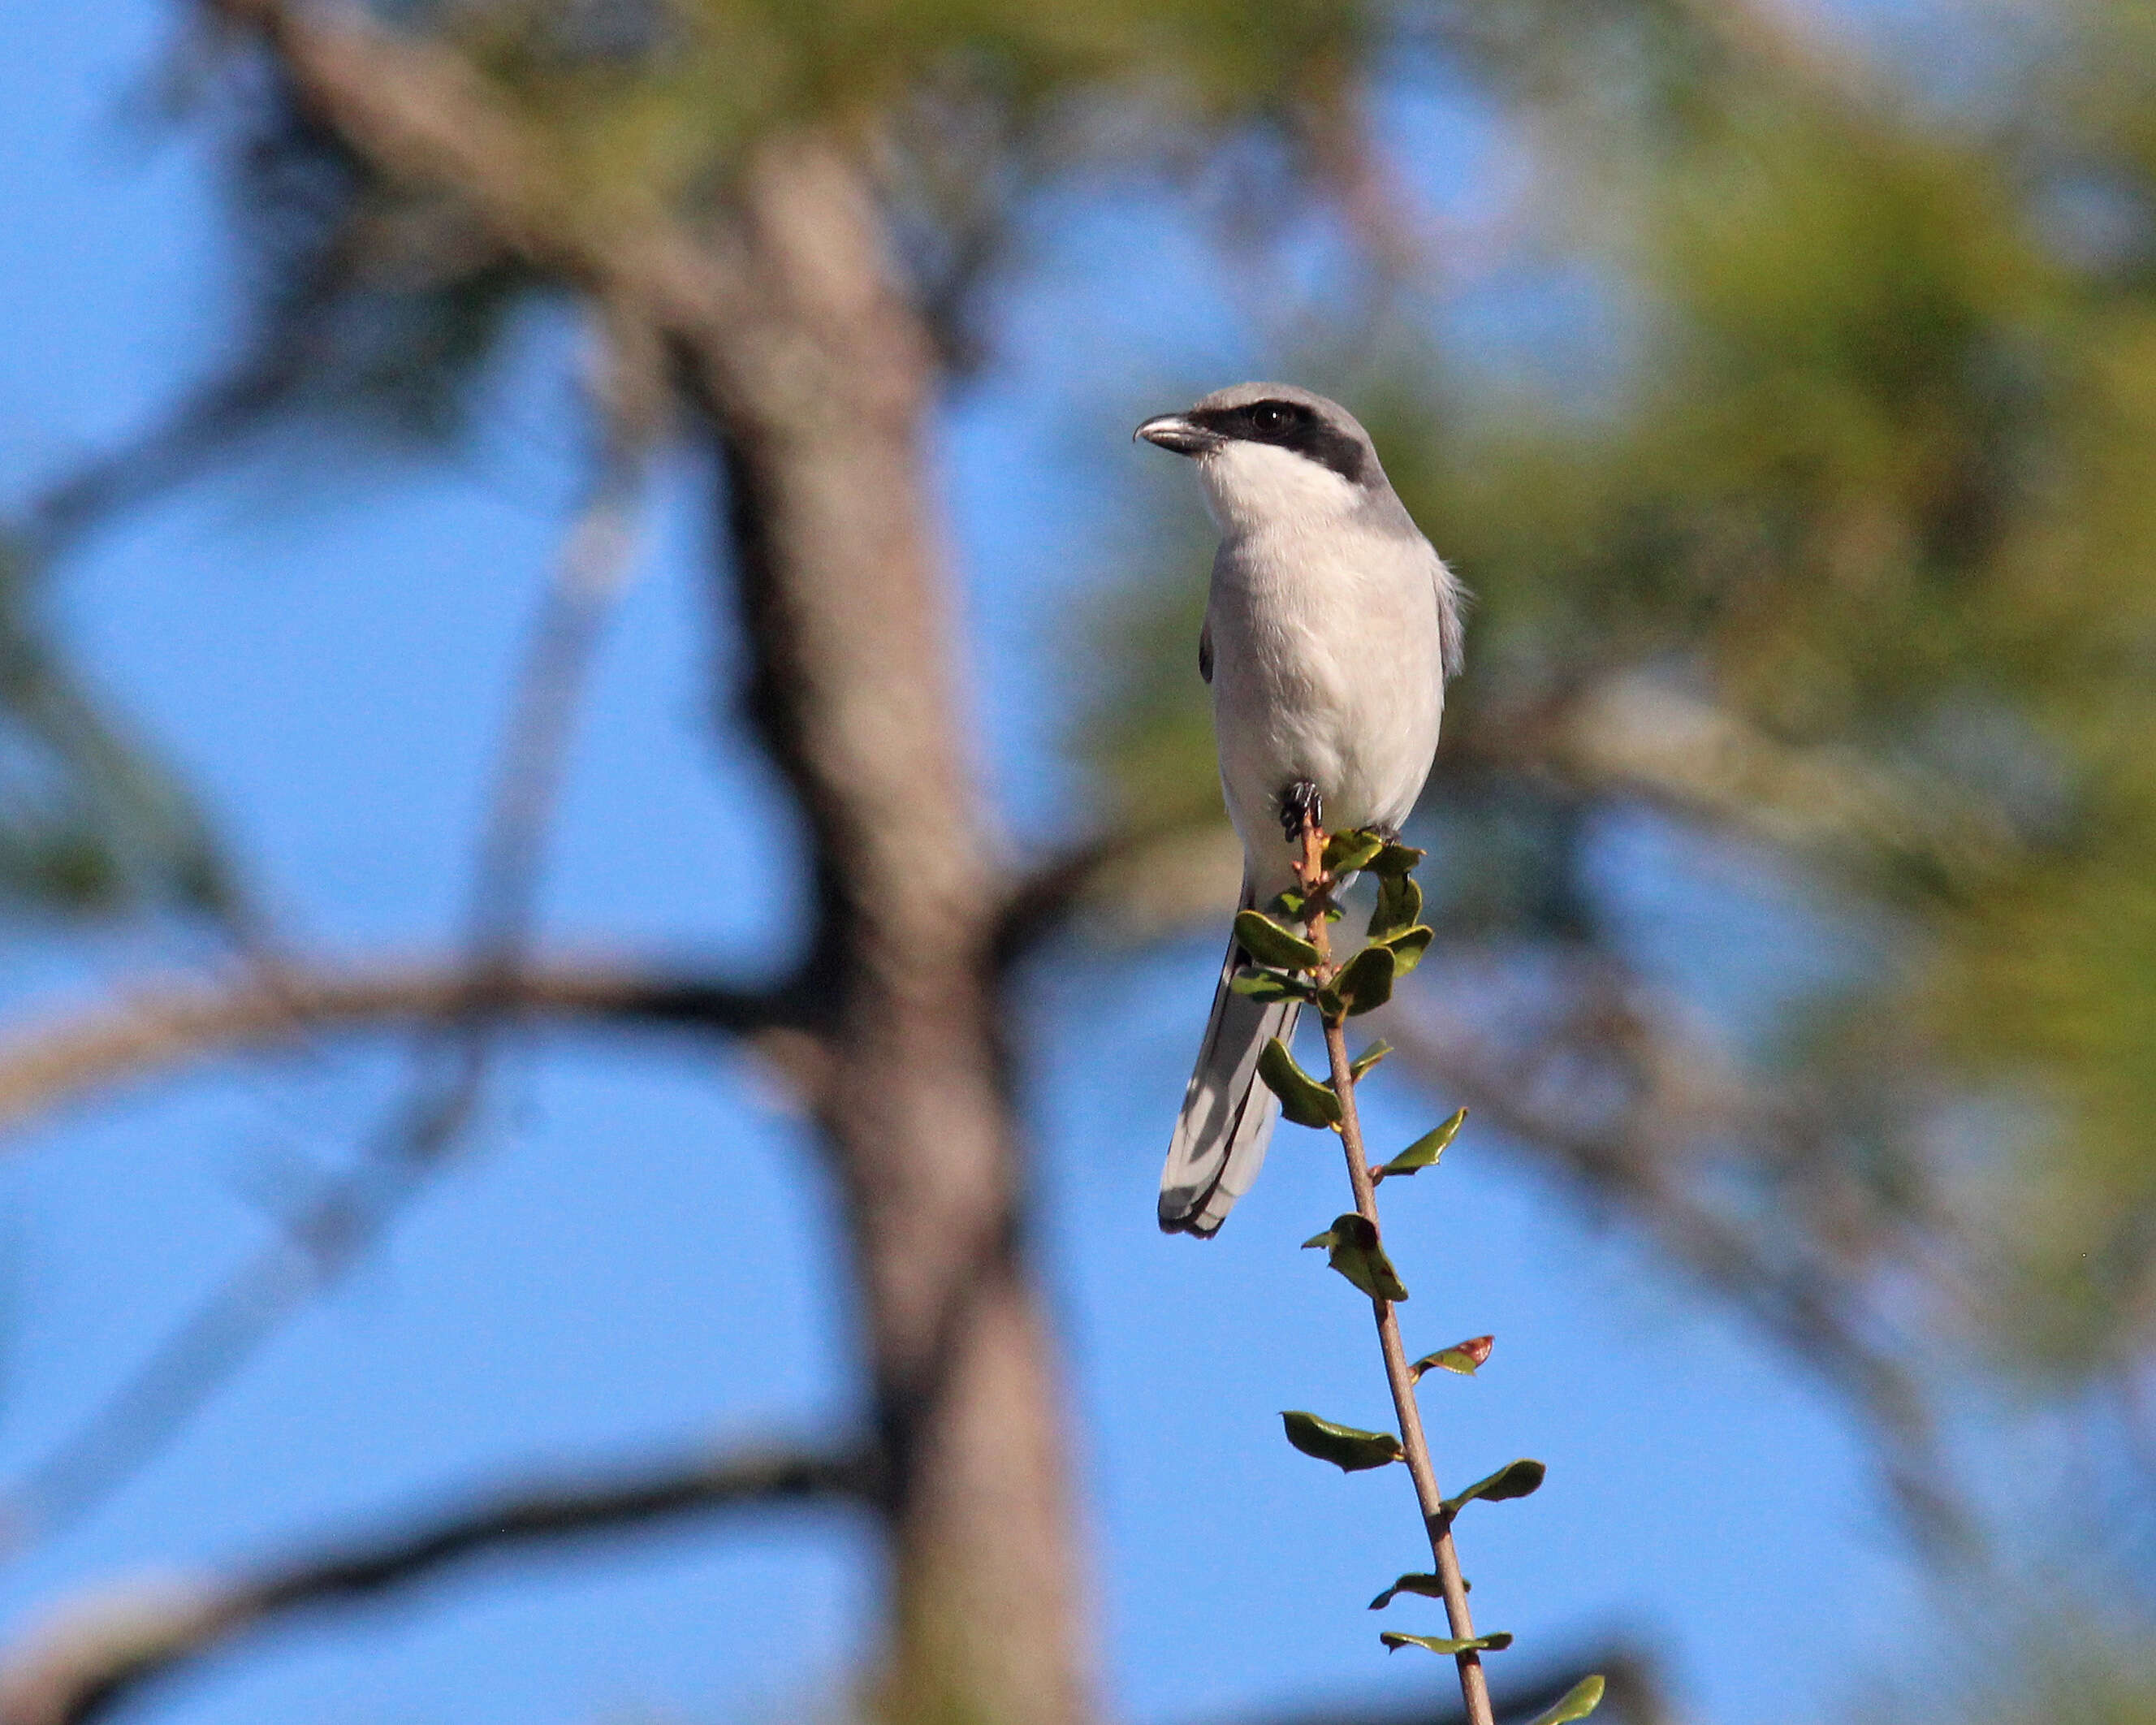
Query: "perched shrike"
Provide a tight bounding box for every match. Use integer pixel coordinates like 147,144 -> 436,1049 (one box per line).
1135,383 -> 1463,1237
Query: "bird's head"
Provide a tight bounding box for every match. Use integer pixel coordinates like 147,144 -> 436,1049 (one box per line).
1134,383 -> 1385,531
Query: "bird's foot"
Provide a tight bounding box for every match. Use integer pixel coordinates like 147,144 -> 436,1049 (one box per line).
1277,780 -> 1324,844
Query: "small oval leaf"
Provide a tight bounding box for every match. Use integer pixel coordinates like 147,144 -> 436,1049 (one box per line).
1380,1632 -> 1514,1656
1264,889 -> 1342,926
1280,1410 -> 1402,1472
1234,909 -> 1320,972
1378,1109 -> 1467,1179
1333,945 -> 1397,1016
1369,873 -> 1424,940
1368,1572 -> 1471,1606
1441,1459 -> 1546,1519
1323,828 -> 1386,875
1367,1572 -> 1445,1610
1368,840 -> 1426,877
1379,924 -> 1434,977
1349,1040 -> 1392,1081
1303,1212 -> 1410,1301
1410,1334 -> 1494,1380
1258,1038 -> 1341,1128
1524,1675 -> 1606,1725
1230,966 -> 1315,1004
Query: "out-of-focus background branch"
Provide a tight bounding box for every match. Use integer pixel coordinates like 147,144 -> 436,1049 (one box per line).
0,1442 -> 873,1725
0,1 -> 2153,1723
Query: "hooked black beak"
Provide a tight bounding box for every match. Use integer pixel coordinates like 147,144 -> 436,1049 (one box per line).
1134,413 -> 1219,456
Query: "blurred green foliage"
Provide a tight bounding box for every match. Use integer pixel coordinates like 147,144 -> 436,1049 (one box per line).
0,538 -> 237,923
1859,1590 -> 2156,1725
1099,0 -> 2156,1398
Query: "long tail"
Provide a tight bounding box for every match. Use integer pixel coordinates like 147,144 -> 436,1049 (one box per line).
1159,889 -> 1303,1237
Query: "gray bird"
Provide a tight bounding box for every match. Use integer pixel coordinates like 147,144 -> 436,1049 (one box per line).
1135,383 -> 1463,1237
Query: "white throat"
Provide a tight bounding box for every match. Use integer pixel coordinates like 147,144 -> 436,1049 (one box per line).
1197,440 -> 1362,534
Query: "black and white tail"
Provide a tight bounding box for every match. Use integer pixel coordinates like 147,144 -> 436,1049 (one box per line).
1158,888 -> 1302,1236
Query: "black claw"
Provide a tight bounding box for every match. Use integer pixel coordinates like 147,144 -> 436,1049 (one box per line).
1278,780 -> 1324,842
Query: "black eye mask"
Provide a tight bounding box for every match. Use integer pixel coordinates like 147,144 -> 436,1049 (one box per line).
1186,400 -> 1368,485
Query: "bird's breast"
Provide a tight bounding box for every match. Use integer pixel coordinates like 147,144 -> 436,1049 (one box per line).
1208,525 -> 1445,857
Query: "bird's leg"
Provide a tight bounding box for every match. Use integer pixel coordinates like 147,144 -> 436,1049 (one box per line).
1277,779 -> 1323,845
1280,780 -> 1333,938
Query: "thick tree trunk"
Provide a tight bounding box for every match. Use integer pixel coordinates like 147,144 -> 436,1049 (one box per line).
683,136 -> 1089,1725
100,7 -> 1089,1712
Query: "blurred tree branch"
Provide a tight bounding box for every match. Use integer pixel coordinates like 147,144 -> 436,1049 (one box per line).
992,820 -> 1244,966
0,954 -> 819,1133
198,0 -> 737,326
1461,672 -> 2020,899
19,230 -> 369,564
0,1442 -> 873,1725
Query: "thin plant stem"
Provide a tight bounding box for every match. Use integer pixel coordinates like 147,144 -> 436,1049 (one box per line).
1294,819 -> 1496,1725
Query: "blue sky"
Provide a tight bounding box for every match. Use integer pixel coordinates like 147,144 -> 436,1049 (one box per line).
0,7 -> 1945,1725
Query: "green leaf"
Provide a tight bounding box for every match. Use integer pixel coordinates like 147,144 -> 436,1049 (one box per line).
1380,1632 -> 1514,1655
1367,840 -> 1426,877
1264,889 -> 1341,925
1441,1459 -> 1546,1519
1332,944 -> 1397,1016
1523,1676 -> 1606,1725
1378,924 -> 1434,977
1257,1038 -> 1341,1127
1367,1572 -> 1445,1610
1349,1040 -> 1392,1081
1410,1334 -> 1494,1380
1371,1569 -> 1475,1612
1377,1109 -> 1466,1178
1230,966 -> 1315,1004
1368,872 -> 1424,940
1322,828 -> 1386,875
1234,909 -> 1321,972
1302,1212 -> 1410,1301
1279,1410 -> 1402,1472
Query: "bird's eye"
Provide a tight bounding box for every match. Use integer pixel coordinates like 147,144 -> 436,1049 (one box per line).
1251,403 -> 1290,434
